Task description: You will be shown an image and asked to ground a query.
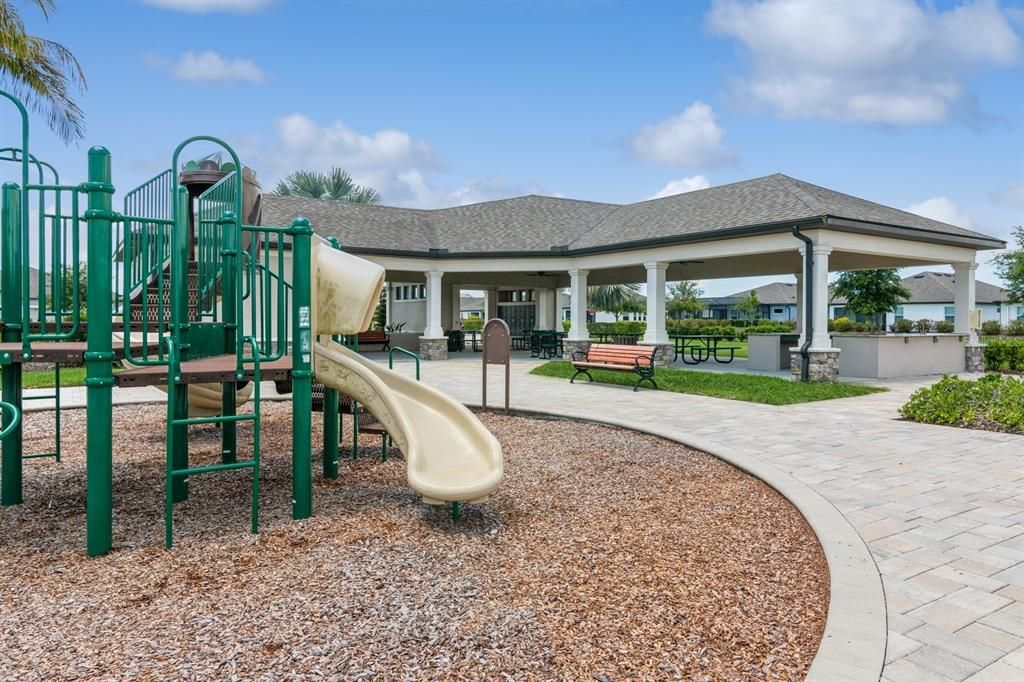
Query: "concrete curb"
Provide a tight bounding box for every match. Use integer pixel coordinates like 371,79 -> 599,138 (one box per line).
473,405 -> 886,682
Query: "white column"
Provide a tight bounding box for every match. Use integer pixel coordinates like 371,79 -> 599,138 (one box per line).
953,261 -> 977,336
535,288 -> 550,330
450,284 -> 461,327
642,261 -> 669,345
810,245 -> 832,349
567,269 -> 590,341
795,271 -> 803,343
424,271 -> 444,338
486,287 -> 498,320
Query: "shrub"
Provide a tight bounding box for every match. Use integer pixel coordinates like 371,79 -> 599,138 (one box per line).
900,373 -> 1024,433
562,319 -> 571,332
914,319 -> 933,333
984,338 -> 1024,372
462,317 -> 483,331
1008,319 -> 1024,336
833,316 -> 853,332
892,318 -> 914,333
934,320 -> 955,333
981,320 -> 1003,336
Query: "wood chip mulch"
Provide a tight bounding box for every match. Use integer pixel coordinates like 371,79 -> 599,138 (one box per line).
0,404 -> 828,680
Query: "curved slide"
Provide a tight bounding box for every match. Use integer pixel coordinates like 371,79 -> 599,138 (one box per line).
310,238 -> 503,505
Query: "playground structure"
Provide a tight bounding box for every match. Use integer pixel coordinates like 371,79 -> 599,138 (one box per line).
0,91 -> 503,556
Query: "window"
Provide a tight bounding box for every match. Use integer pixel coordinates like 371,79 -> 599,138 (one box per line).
833,306 -> 846,319
894,306 -> 904,322
419,285 -> 426,299
562,308 -> 571,321
1016,306 -> 1024,320
944,306 -> 955,323
394,286 -> 403,301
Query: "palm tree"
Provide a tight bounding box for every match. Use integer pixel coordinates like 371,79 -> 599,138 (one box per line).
589,283 -> 642,321
270,167 -> 382,204
0,0 -> 86,143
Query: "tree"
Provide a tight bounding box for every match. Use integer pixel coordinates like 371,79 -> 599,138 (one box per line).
588,283 -> 641,321
666,280 -> 704,320
270,168 -> 382,204
0,0 -> 86,143
60,262 -> 85,311
831,269 -> 910,329
993,225 -> 1023,303
371,288 -> 386,330
735,290 -> 760,321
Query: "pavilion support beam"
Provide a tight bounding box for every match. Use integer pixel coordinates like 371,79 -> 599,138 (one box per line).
536,288 -> 553,330
791,240 -> 839,382
419,270 -> 447,360
641,261 -> 669,345
810,245 -> 832,350
486,287 -> 498,320
953,261 -> 977,336
449,283 -> 461,329
566,270 -> 591,357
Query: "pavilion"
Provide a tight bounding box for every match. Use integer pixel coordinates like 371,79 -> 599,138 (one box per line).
262,173 -> 1005,380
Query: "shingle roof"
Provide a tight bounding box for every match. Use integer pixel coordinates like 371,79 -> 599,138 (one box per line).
831,271 -> 1008,305
261,173 -> 1004,256
702,281 -> 798,306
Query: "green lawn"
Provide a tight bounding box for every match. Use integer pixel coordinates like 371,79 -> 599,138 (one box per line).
10,367 -> 122,390
530,360 -> 884,405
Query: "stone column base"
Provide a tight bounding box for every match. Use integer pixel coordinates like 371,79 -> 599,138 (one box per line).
640,342 -> 674,367
790,348 -> 841,382
563,339 -> 591,359
965,343 -> 985,373
418,337 -> 448,361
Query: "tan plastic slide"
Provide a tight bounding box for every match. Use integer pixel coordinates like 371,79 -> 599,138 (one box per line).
310,238 -> 504,504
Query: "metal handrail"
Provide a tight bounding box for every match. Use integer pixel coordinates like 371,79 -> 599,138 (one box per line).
388,347 -> 421,380
0,401 -> 22,441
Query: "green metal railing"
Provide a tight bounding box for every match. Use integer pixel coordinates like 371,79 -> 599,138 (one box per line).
118,168 -> 175,366
241,223 -> 292,361
196,171 -> 238,321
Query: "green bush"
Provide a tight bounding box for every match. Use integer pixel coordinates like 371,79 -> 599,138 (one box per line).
900,373 -> 1024,433
833,316 -> 853,332
892,318 -> 914,333
934,320 -> 955,333
914,318 -> 933,333
562,319 -> 571,332
981,320 -> 1003,336
461,317 -> 483,331
984,338 -> 1024,372
1008,319 -> 1024,336
587,321 -> 646,335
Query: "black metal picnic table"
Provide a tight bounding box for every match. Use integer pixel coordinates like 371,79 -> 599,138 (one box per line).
529,330 -> 565,358
671,334 -> 739,364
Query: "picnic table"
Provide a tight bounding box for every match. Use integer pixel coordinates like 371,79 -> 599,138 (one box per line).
671,334 -> 739,364
463,329 -> 482,351
590,332 -> 642,344
529,330 -> 565,359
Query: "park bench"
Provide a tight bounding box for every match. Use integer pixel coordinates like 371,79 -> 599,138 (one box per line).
356,330 -> 390,351
569,343 -> 658,392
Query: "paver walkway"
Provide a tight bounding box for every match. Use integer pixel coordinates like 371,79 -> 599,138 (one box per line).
398,358 -> 1024,682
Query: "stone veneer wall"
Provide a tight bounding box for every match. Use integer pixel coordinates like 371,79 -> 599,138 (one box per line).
563,339 -> 592,359
641,343 -> 674,367
418,337 -> 448,361
965,343 -> 985,373
790,349 -> 841,382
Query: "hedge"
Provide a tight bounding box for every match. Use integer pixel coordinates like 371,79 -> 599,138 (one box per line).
575,320 -> 795,340
900,373 -> 1024,433
983,338 -> 1024,373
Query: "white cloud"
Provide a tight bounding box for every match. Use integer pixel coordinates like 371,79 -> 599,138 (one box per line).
706,0 -> 1023,125
162,51 -> 268,85
649,175 -> 711,199
238,114 -> 549,208
632,102 -> 736,168
905,197 -> 974,227
141,0 -> 274,13
992,182 -> 1024,210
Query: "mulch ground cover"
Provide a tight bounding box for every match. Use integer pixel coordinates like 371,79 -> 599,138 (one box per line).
0,403 -> 828,680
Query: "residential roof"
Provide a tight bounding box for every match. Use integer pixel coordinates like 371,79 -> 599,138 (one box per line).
261,173 -> 1005,257
703,281 -> 799,307
832,271 -> 1008,305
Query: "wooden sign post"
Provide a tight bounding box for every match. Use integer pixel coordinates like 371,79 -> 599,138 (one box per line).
482,318 -> 511,412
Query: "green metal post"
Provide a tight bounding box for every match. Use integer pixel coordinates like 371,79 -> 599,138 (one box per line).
290,217 -> 313,519
83,147 -> 115,556
170,186 -> 189,502
219,211 -> 238,463
1,182 -> 24,505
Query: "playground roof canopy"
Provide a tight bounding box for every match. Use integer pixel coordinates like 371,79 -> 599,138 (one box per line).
262,173 -> 1006,257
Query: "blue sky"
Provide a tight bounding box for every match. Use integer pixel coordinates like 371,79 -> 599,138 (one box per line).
9,0 -> 1024,296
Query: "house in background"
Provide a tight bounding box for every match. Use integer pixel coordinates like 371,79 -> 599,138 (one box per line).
459,292 -> 485,320
831,271 -> 1019,327
700,282 -> 798,322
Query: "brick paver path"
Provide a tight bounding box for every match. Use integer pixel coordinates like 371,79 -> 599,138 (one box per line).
402,358 -> 1024,682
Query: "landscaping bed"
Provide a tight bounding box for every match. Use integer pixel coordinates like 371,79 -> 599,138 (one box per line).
1,403 -> 828,679
900,373 -> 1024,434
531,360 -> 883,405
